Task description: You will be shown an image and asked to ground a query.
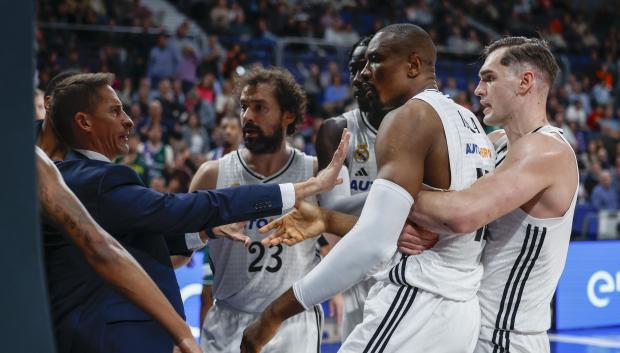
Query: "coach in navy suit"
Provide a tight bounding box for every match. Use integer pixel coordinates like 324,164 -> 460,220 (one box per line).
43,73 -> 347,353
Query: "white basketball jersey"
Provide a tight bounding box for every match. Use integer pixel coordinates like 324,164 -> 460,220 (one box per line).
209,149 -> 321,313
479,125 -> 578,334
343,109 -> 378,194
376,89 -> 496,301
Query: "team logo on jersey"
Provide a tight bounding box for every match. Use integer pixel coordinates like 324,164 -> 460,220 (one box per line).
354,168 -> 369,177
354,144 -> 370,163
465,143 -> 492,158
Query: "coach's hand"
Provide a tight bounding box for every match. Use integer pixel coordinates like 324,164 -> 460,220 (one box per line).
398,220 -> 438,255
259,201 -> 326,246
293,129 -> 350,203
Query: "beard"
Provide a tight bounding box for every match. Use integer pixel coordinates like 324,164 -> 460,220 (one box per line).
243,123 -> 284,154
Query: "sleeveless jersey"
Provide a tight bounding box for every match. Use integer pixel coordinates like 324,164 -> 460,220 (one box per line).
343,109 -> 378,194
375,89 -> 496,301
479,125 -> 578,333
209,148 -> 320,313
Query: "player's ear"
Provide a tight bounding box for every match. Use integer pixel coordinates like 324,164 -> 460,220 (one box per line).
518,71 -> 535,95
282,111 -> 294,127
407,52 -> 421,78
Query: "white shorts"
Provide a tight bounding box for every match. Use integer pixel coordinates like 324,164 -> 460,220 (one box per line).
475,326 -> 549,353
342,277 -> 376,340
200,302 -> 323,353
340,281 -> 480,353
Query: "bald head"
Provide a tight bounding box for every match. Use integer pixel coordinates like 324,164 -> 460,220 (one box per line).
377,23 -> 436,67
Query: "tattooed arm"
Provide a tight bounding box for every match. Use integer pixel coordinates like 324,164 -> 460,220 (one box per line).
35,147 -> 202,353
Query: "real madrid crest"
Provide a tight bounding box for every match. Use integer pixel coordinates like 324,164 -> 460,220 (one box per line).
354,144 -> 369,163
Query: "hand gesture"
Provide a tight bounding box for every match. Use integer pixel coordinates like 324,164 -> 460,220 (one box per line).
397,220 -> 438,255
300,129 -> 350,200
211,221 -> 250,245
259,201 -> 326,247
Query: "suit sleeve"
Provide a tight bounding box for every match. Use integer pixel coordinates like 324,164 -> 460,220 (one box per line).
97,165 -> 283,235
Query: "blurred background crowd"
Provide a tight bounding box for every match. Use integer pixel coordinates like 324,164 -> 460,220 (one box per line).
35,0 -> 620,238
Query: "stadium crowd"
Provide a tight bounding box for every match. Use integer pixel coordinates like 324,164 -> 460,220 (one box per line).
35,0 -> 620,233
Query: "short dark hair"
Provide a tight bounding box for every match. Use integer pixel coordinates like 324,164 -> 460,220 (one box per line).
378,23 -> 436,66
348,36 -> 372,62
235,67 -> 307,135
50,73 -> 114,145
44,70 -> 80,97
482,36 -> 560,86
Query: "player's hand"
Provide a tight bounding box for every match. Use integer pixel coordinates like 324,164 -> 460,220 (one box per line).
329,293 -> 344,325
240,315 -> 281,353
174,337 -> 203,353
397,220 -> 438,255
213,221 -> 250,246
259,201 -> 326,246
294,129 -> 350,202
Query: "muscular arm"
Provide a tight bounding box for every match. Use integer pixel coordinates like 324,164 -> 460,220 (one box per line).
410,133 -> 573,234
35,148 -> 200,353
241,101 -> 441,352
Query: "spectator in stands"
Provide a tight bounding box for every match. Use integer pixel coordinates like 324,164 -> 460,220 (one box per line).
222,43 -> 247,78
215,79 -> 236,120
298,63 -> 323,116
34,88 -> 45,120
120,133 -> 150,184
177,44 -> 199,93
322,73 -> 348,116
199,35 -> 226,77
182,111 -> 211,158
444,77 -> 461,99
155,78 -> 184,138
566,99 -> 587,129
591,170 -> 618,210
149,175 -> 166,192
139,100 -> 168,142
140,124 -> 174,181
147,32 -> 178,86
207,115 -> 241,160
210,0 -> 231,33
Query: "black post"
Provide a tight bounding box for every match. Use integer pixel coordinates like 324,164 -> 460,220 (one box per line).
0,0 -> 56,351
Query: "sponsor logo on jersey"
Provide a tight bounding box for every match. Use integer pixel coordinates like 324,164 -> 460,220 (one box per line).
228,182 -> 241,187
354,144 -> 370,163
355,168 -> 369,177
247,217 -> 276,230
351,180 -> 373,191
465,143 -> 492,158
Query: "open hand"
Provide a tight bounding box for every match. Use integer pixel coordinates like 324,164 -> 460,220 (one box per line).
304,129 -> 351,198
259,201 -> 326,247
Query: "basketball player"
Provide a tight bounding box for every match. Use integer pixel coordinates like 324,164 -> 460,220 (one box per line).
190,67 -> 340,353
406,37 -> 578,353
35,147 -> 202,353
316,36 -> 386,340
241,23 -> 495,353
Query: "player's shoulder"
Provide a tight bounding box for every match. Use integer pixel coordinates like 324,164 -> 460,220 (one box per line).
383,98 -> 440,133
190,159 -> 220,191
320,115 -> 349,136
510,129 -> 575,169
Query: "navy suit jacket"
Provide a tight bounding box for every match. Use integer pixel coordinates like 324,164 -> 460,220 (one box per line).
44,151 -> 284,353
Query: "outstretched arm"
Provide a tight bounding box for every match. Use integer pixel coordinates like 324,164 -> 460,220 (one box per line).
35,147 -> 201,353
410,133 -> 569,234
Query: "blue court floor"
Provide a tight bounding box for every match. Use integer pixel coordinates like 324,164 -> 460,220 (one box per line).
321,327 -> 620,353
